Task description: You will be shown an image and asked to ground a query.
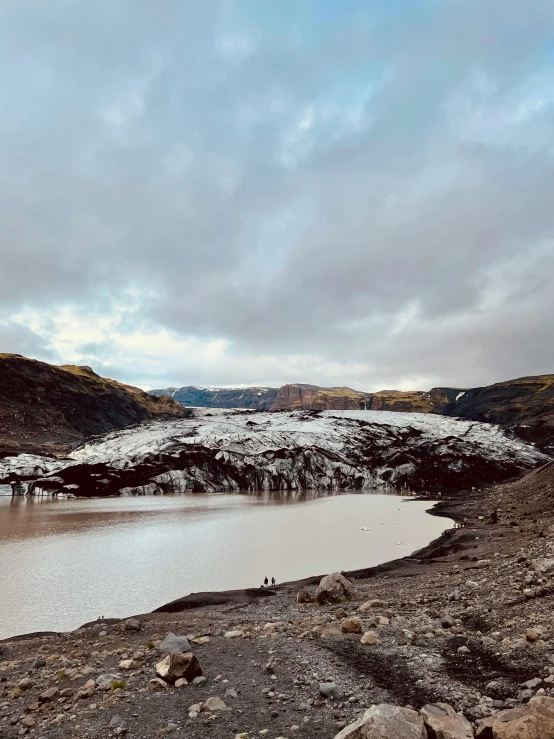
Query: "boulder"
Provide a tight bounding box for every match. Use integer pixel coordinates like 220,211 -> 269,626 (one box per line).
316,573 -> 356,604
334,704 -> 426,739
297,589 -> 312,603
360,631 -> 381,646
124,617 -> 141,632
476,695 -> 554,738
421,703 -> 473,738
155,652 -> 202,685
341,617 -> 363,634
158,632 -> 192,655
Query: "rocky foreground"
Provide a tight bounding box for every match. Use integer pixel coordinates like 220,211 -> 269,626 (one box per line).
0,409 -> 548,496
3,463 -> 554,737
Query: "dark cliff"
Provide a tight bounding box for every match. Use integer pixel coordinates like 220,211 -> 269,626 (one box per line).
270,384 -> 372,411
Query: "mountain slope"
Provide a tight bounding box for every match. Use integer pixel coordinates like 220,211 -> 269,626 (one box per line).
0,354 -> 184,458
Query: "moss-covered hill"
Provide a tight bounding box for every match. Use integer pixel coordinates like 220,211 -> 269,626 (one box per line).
0,354 -> 184,458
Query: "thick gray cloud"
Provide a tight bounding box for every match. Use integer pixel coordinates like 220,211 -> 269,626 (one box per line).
0,0 -> 553,390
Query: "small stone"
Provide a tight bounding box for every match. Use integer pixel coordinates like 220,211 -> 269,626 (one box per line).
147,678 -> 168,691
341,617 -> 363,634
96,674 -> 121,691
175,678 -> 188,687
118,659 -> 137,670
203,696 -> 228,711
166,722 -> 178,732
193,676 -> 207,686
39,687 -> 59,703
109,715 -> 125,729
360,631 -> 381,646
358,599 -> 388,612
224,631 -> 244,638
319,682 -> 343,700
526,629 -> 540,643
20,717 -> 36,728
457,646 -> 470,654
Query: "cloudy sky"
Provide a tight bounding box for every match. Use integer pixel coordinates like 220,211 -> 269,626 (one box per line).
1,0 -> 553,391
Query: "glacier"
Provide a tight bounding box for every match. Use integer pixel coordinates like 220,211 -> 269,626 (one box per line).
0,408 -> 550,496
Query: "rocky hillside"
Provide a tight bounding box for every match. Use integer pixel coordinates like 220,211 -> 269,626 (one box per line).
443,375 -> 554,426
0,354 -> 184,458
150,386 -> 278,410
1,408 -> 547,496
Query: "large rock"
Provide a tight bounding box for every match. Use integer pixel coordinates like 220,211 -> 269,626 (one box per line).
476,696 -> 554,738
158,632 -> 192,655
334,704 -> 426,739
316,573 -> 356,604
155,653 -> 202,685
421,703 -> 473,738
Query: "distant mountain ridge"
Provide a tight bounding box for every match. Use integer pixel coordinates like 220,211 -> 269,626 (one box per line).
150,385 -> 278,410
149,382 -> 463,414
150,377 -> 554,453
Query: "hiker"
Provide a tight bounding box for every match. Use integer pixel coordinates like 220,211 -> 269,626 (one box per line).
264,576 -> 268,588
271,577 -> 276,588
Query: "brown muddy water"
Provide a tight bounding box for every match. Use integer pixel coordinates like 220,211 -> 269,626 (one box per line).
0,488 -> 451,639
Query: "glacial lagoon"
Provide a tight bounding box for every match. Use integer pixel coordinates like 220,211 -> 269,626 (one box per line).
0,488 -> 451,639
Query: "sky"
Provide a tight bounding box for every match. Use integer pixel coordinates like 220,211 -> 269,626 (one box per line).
1,0 -> 554,392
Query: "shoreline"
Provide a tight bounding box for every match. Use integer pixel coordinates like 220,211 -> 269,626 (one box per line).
0,489 -> 463,644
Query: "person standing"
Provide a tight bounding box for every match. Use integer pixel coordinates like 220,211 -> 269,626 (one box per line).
264,576 -> 268,587
271,577 -> 276,588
